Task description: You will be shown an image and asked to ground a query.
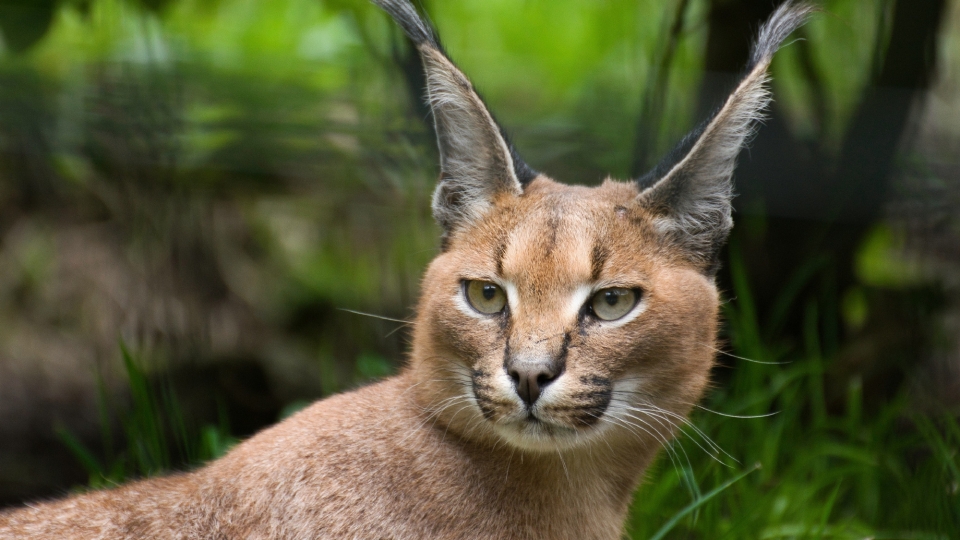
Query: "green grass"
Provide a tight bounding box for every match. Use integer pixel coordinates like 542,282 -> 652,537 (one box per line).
624,247 -> 960,539
57,342 -> 237,490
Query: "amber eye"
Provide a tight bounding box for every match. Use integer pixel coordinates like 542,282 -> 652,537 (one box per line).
590,288 -> 638,321
465,280 -> 507,314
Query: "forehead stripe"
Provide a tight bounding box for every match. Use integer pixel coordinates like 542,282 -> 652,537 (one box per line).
543,212 -> 560,257
494,240 -> 507,277
591,243 -> 609,282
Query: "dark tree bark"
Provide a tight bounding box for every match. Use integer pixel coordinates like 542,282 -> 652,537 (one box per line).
697,0 -> 947,400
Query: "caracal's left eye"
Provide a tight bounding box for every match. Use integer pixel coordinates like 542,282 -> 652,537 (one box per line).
590,288 -> 638,321
465,280 -> 507,314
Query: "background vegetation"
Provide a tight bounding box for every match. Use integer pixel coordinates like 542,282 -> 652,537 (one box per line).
0,0 -> 957,537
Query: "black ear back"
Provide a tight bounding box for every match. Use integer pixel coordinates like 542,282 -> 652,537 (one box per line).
637,1 -> 816,271
374,0 -> 537,236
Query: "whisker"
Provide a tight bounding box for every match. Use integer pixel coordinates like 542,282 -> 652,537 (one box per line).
622,408 -> 726,468
610,388 -> 780,421
623,403 -> 738,466
703,343 -> 790,365
695,404 -> 780,419
338,308 -> 413,325
555,448 -> 571,486
601,413 -> 686,481
618,410 -> 698,471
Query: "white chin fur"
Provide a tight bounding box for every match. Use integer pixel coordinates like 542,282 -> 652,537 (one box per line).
491,420 -> 589,452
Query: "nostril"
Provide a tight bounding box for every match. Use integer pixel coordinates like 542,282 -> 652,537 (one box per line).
507,364 -> 562,407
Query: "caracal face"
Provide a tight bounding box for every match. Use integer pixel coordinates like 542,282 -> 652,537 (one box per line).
416,177 -> 718,452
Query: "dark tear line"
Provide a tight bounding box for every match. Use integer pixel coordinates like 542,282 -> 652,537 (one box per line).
501,336 -> 512,373
555,332 -> 571,375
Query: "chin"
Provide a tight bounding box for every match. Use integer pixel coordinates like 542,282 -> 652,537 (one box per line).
491,416 -> 603,452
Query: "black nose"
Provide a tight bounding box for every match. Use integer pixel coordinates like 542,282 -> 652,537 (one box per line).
508,363 -> 561,406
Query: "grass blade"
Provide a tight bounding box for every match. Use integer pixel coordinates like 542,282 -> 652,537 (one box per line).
648,463 -> 761,540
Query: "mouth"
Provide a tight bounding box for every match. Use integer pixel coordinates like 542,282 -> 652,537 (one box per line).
506,410 -> 582,438
470,371 -> 615,449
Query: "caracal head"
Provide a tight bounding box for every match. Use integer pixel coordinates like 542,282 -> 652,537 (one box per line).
374,0 -> 814,452
414,177 -> 719,451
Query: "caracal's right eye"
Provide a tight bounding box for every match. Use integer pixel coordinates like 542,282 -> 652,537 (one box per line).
464,280 -> 507,314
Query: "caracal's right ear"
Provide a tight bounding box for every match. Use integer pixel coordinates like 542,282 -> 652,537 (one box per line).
374,0 -> 537,239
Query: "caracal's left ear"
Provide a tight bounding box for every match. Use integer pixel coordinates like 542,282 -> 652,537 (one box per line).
374,0 -> 537,239
637,1 -> 816,273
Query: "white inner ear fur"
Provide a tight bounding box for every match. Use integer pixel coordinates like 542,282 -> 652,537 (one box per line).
640,65 -> 771,231
422,47 -> 522,229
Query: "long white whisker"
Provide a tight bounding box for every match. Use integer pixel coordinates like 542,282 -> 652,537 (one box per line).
619,410 -> 698,472
555,448 -> 571,486
702,343 -> 790,365
611,388 -> 779,421
695,404 -> 780,419
623,404 -> 738,466
338,308 -> 413,325
601,413 -> 685,481
626,404 -> 724,456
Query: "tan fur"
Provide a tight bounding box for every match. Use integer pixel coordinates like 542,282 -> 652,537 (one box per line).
0,2 -> 812,537
0,177 -> 716,540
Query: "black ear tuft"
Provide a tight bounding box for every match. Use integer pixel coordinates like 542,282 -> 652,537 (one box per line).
637,1 -> 816,272
374,0 -> 439,49
373,0 -> 538,236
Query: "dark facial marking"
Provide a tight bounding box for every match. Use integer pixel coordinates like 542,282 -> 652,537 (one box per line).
494,240 -> 507,277
580,375 -> 611,387
556,332 -> 571,375
567,375 -> 613,426
543,212 -> 560,257
472,370 -> 508,420
591,243 -> 609,282
501,336 -> 512,373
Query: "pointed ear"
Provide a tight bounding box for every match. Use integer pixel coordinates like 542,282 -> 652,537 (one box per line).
637,1 -> 815,272
374,0 -> 537,236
